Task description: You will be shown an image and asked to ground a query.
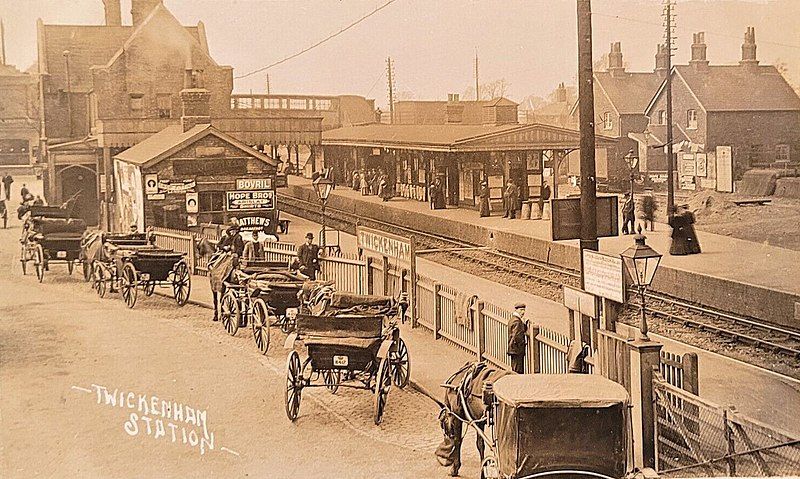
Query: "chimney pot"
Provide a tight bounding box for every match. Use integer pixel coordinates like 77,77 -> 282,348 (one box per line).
655,44 -> 669,76
608,41 -> 625,76
102,0 -> 122,26
740,26 -> 759,70
690,31 -> 709,71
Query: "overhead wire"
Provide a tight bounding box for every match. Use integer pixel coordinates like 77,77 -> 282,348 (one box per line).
234,0 -> 400,79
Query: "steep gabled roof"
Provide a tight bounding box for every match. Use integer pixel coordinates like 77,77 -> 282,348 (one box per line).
115,124 -> 277,168
592,71 -> 665,115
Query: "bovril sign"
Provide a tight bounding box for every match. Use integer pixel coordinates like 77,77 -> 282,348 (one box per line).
236,178 -> 273,190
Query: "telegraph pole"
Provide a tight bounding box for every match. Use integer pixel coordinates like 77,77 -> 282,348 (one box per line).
474,48 -> 480,100
577,0 -> 598,278
664,0 -> 676,219
265,73 -> 271,94
386,57 -> 395,124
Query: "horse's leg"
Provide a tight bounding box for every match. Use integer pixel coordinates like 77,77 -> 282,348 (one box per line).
212,291 -> 219,321
476,423 -> 485,461
450,418 -> 463,477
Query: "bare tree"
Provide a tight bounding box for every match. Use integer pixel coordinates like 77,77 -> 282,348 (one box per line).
462,78 -> 510,101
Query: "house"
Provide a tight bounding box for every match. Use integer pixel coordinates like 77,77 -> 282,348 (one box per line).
0,61 -> 39,169
638,29 -> 800,192
392,96 -> 519,126
570,42 -> 667,189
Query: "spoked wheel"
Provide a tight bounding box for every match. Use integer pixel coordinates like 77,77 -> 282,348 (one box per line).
285,351 -> 303,421
82,260 -> 92,282
172,260 -> 191,306
322,369 -> 341,394
480,456 -> 500,479
20,245 -> 27,275
120,262 -> 139,308
373,357 -> 392,425
93,263 -> 107,298
220,290 -> 240,336
251,298 -> 271,355
389,337 -> 410,388
34,244 -> 45,283
279,314 -> 294,334
143,281 -> 156,297
67,260 -> 74,275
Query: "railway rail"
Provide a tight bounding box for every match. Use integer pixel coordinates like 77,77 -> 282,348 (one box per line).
278,192 -> 800,367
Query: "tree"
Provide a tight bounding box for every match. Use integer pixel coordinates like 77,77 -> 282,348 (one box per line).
776,61 -> 800,97
461,78 -> 510,101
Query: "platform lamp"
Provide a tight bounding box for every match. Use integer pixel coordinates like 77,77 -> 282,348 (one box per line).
620,235 -> 662,340
313,175 -> 334,250
624,148 -> 639,201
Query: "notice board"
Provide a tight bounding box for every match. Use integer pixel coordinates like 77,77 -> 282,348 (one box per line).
551,196 -> 619,241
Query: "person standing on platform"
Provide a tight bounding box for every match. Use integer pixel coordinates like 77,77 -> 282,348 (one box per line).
428,181 -> 438,210
669,204 -> 701,255
479,181 -> 491,217
352,170 -> 360,191
503,180 -> 519,219
433,178 -> 447,209
0,199 -> 7,228
2,173 -> 13,200
297,232 -> 321,280
378,174 -> 391,202
621,193 -> 635,234
539,182 -> 551,220
507,302 -> 529,374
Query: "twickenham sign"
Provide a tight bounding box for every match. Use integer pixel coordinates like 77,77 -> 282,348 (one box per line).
356,226 -> 412,263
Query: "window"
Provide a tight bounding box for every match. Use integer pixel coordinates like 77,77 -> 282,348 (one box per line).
129,94 -> 144,112
657,110 -> 666,125
315,99 -> 332,110
198,191 -> 225,213
289,98 -> 307,109
157,94 -> 171,118
603,112 -> 613,130
776,144 -> 790,162
686,109 -> 698,129
265,98 -> 281,109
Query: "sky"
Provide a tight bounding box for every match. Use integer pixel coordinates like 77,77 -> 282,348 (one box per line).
2,0 -> 799,108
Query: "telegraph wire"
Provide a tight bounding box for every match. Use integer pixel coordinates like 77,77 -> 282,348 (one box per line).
234,0 -> 400,79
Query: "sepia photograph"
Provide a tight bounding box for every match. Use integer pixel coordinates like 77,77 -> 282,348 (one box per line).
0,0 -> 799,477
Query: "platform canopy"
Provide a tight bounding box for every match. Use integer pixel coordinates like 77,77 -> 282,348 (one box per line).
322,123 -> 617,152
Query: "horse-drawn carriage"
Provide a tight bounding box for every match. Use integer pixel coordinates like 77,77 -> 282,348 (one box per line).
88,232 -> 191,308
283,292 -> 410,425
20,205 -> 87,282
438,370 -> 632,479
217,258 -> 307,354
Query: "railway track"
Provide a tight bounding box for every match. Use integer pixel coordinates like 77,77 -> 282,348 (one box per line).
279,192 -> 800,365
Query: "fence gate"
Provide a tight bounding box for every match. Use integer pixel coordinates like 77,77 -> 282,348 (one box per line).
653,373 -> 800,477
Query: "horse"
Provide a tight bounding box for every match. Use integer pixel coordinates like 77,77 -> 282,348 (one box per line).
206,250 -> 237,322
435,361 -> 510,477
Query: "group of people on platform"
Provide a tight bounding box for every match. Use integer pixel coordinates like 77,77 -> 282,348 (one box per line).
352,169 -> 392,202
621,192 -> 701,255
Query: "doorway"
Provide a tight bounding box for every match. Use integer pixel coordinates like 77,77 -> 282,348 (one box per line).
58,165 -> 99,226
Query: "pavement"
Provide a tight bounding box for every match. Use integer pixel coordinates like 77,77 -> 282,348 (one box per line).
290,176 -> 800,296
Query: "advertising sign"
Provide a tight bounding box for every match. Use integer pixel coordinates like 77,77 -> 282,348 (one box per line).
225,190 -> 275,211
145,174 -> 158,194
157,179 -> 196,194
563,286 -> 597,318
582,250 -> 625,303
185,192 -> 199,213
696,153 -> 708,177
680,155 -> 697,176
356,226 -> 412,263
236,177 -> 274,190
235,215 -> 272,232
551,196 -> 619,241
716,146 -> 733,193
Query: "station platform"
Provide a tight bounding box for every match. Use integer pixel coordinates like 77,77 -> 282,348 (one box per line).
281,176 -> 800,328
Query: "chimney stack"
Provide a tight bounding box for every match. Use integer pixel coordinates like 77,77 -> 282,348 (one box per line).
180,69 -> 211,132
608,42 -> 625,77
131,0 -> 162,27
740,26 -> 759,71
102,0 -> 122,26
690,32 -> 709,71
655,44 -> 669,77
556,82 -> 567,103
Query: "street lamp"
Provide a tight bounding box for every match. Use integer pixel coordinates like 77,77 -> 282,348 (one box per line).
624,148 -> 639,200
313,175 -> 334,251
620,234 -> 662,340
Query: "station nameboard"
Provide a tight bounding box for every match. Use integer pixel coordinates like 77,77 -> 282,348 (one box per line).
550,196 -> 619,241
236,177 -> 274,190
582,250 -> 625,303
356,226 -> 411,263
225,190 -> 275,211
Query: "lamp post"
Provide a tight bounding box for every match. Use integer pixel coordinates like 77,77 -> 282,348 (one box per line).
620,234 -> 662,340
624,148 -> 639,201
312,175 -> 334,251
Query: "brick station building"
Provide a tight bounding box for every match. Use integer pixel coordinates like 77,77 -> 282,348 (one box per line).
36,0 -> 322,227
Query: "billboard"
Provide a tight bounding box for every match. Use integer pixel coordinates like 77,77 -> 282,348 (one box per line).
550,196 -> 619,241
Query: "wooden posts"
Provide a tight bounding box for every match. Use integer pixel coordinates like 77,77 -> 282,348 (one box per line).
476,300 -> 486,361
409,235 -> 418,328
529,323 -> 541,374
365,256 -> 374,295
433,282 -> 442,340
382,255 -> 390,295
629,339 -> 663,469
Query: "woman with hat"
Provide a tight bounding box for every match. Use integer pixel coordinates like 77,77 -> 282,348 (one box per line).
478,180 -> 491,217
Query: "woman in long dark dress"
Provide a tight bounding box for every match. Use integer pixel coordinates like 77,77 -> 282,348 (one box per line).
433,178 -> 447,209
669,205 -> 701,255
479,181 -> 490,217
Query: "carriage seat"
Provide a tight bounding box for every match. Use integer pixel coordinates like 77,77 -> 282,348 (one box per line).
302,336 -> 381,349
30,217 -> 87,235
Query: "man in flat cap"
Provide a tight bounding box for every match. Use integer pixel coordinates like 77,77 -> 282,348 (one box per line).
507,302 -> 529,373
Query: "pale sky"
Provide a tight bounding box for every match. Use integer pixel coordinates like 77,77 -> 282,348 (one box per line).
2,0 -> 799,107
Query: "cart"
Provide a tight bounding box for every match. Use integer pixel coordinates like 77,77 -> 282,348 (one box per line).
479,374 -> 631,479
88,233 -> 153,299
20,206 -> 87,282
218,260 -> 306,354
283,293 -> 410,425
114,248 -> 191,309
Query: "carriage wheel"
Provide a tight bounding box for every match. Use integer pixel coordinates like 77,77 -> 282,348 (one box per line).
93,263 -> 107,298
373,357 -> 392,425
251,298 -> 271,355
279,314 -> 294,334
480,456 -> 500,479
34,244 -> 45,283
120,263 -> 138,309
20,245 -> 27,275
220,290 -> 240,336
322,370 -> 341,394
144,281 -> 156,297
82,260 -> 93,282
67,260 -> 74,275
389,337 -> 411,388
285,351 -> 303,421
172,260 -> 191,306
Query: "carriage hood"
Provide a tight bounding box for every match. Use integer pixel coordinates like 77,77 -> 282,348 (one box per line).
493,374 -> 629,408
